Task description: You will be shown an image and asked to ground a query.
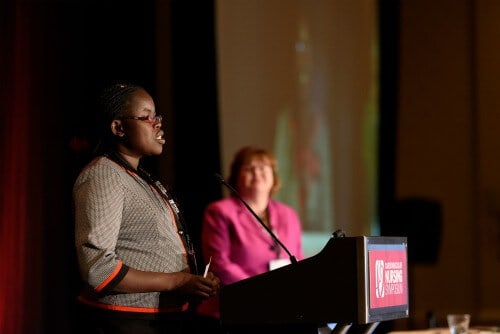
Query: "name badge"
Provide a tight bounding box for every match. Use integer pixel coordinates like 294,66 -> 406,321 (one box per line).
269,258 -> 291,271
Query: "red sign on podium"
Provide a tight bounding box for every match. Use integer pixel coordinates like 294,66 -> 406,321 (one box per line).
369,247 -> 408,309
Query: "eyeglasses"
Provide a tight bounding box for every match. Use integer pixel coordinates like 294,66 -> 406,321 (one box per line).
121,114 -> 162,125
241,163 -> 272,173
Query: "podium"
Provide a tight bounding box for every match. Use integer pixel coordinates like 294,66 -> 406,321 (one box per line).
220,235 -> 409,332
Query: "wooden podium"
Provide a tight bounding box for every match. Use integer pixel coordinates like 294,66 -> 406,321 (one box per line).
220,235 -> 409,333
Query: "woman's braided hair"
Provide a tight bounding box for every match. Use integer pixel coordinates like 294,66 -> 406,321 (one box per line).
95,82 -> 142,154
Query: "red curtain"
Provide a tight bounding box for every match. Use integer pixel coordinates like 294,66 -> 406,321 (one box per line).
0,1 -> 171,332
0,1 -> 32,333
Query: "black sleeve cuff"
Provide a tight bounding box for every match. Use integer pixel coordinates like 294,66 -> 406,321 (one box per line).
97,264 -> 130,296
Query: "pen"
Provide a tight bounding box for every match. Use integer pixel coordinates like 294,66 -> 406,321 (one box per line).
203,256 -> 212,278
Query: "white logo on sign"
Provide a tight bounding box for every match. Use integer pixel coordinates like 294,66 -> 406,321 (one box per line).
375,259 -> 385,298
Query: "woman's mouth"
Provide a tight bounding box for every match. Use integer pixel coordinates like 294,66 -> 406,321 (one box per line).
156,131 -> 166,144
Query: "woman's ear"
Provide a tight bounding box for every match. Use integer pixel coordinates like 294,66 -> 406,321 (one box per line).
111,120 -> 125,137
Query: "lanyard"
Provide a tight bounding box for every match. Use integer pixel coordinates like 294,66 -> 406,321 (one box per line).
149,180 -> 199,275
105,153 -> 199,275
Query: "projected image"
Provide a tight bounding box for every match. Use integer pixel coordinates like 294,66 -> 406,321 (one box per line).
216,0 -> 379,257
274,17 -> 334,233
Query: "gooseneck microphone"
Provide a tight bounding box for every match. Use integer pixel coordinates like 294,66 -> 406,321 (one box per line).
215,173 -> 297,264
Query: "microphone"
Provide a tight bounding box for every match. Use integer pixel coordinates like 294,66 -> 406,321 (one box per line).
332,229 -> 346,238
215,173 -> 298,264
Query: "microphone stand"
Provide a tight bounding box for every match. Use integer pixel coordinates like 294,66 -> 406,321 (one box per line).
215,173 -> 298,264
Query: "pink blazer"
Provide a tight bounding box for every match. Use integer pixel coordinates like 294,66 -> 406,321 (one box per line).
196,197 -> 304,318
